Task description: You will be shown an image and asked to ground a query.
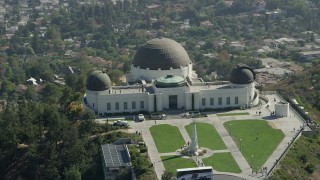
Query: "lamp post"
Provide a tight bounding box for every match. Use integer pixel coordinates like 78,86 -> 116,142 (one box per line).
240,138 -> 242,151
229,123 -> 232,135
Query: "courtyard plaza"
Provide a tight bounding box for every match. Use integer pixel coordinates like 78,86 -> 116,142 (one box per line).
96,93 -> 305,179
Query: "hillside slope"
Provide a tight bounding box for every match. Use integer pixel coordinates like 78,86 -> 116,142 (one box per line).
267,64 -> 320,179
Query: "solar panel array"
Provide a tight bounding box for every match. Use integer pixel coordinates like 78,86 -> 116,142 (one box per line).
101,144 -> 131,168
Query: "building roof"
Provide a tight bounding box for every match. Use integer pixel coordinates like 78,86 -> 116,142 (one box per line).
86,70 -> 112,91
101,144 -> 131,168
300,51 -> 320,56
230,64 -> 255,84
132,38 -> 191,70
155,74 -> 187,88
255,67 -> 293,77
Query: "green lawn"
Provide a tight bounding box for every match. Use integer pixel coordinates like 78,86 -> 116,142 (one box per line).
203,153 -> 241,173
185,122 -> 226,150
224,120 -> 285,171
161,155 -> 197,173
217,112 -> 250,116
150,124 -> 185,153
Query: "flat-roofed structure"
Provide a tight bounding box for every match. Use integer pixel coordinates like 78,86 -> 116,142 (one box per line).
101,144 -> 132,180
300,51 -> 320,61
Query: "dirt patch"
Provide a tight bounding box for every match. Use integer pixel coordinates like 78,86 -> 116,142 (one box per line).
268,121 -> 279,129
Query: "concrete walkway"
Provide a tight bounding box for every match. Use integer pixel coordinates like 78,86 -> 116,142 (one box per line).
209,115 -> 252,176
177,125 -> 192,144
130,122 -> 165,179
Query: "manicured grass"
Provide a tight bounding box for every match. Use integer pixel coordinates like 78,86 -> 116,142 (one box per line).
224,120 -> 285,171
203,153 -> 241,173
161,155 -> 197,173
217,112 -> 250,116
185,122 -> 226,150
150,124 -> 185,153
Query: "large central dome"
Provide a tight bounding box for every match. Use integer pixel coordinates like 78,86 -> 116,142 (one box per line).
132,38 -> 191,70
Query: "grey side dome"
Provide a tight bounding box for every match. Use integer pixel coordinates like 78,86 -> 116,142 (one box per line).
230,64 -> 255,84
132,38 -> 191,70
86,70 -> 112,91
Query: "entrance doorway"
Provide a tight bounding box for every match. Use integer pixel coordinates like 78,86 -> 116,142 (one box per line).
169,95 -> 178,109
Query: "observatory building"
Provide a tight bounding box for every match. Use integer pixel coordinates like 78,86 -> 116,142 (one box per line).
84,38 -> 259,115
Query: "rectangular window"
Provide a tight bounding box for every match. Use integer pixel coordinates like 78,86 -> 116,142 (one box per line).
202,98 -> 206,106
218,97 -> 222,105
210,98 -> 214,105
124,102 -> 127,110
115,102 -> 119,110
107,103 -> 111,110
235,97 -> 239,104
140,101 -> 144,109
227,97 -> 230,105
132,101 -> 136,110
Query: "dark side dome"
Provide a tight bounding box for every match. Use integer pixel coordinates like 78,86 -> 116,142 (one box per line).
230,64 -> 255,84
86,70 -> 112,91
132,38 -> 191,70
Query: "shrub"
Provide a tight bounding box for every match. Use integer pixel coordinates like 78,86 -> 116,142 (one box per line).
305,163 -> 315,174
299,154 -> 308,164
140,147 -> 148,153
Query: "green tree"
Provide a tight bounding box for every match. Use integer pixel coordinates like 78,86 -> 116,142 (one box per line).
64,166 -> 81,180
46,110 -> 68,148
0,79 -> 15,96
0,105 -> 19,152
41,83 -> 63,104
18,102 -> 36,144
132,156 -> 149,177
217,50 -> 230,62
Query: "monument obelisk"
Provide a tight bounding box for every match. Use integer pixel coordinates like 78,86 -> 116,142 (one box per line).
189,121 -> 199,155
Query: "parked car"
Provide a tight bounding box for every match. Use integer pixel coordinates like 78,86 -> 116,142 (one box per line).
184,111 -> 201,118
151,113 -> 166,120
136,114 -> 145,122
113,120 -> 129,126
